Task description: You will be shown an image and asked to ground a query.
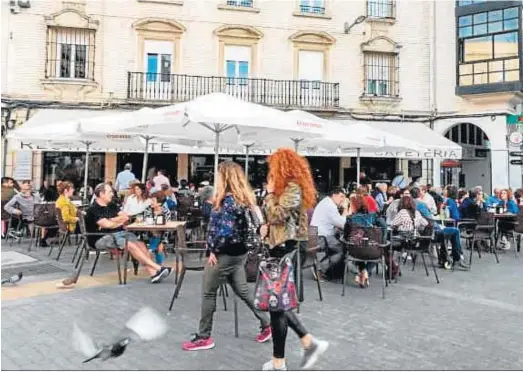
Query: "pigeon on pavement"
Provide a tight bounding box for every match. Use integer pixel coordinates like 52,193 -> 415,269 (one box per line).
72,307 -> 168,363
1,272 -> 23,285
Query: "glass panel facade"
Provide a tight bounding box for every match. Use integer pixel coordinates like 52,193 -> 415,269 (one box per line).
43,152 -> 105,190
457,4 -> 521,87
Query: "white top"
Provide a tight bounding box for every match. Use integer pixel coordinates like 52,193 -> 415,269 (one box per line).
310,196 -> 346,237
422,193 -> 437,215
123,195 -> 150,216
153,174 -> 170,188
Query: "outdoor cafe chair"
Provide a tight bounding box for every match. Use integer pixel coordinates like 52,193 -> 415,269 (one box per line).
76,211 -> 126,284
465,211 -> 498,267
514,209 -> 523,253
397,226 -> 440,284
494,213 -> 519,257
49,207 -> 76,261
340,227 -> 388,299
28,203 -> 59,252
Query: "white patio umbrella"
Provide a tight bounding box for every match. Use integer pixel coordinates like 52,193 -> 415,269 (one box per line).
106,93 -> 327,182
8,117 -> 150,198
283,110 -> 430,187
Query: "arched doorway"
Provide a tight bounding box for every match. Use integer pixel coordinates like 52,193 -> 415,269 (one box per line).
443,122 -> 492,191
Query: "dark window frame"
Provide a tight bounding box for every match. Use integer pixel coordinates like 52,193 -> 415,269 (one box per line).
455,1 -> 522,90
366,0 -> 396,19
45,26 -> 96,81
362,52 -> 400,97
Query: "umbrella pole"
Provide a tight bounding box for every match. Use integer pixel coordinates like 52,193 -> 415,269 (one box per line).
356,147 -> 361,188
141,136 -> 150,183
293,139 -> 300,152
83,142 -> 91,200
214,131 -> 220,185
244,144 -> 250,176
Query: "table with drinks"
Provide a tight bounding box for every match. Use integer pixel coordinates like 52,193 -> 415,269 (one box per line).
123,215 -> 187,284
487,205 -> 517,245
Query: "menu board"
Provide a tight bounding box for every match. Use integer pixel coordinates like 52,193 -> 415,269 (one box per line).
12,151 -> 32,181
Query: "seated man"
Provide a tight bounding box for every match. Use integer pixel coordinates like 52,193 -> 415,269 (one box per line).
310,187 -> 348,278
4,180 -> 40,236
85,183 -> 172,283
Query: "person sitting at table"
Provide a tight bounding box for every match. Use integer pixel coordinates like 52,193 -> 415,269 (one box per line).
4,180 -> 41,237
438,185 -> 468,270
310,187 -> 348,280
391,195 -> 428,234
486,188 -> 502,207
143,191 -> 171,266
459,190 -> 482,220
386,188 -> 410,225
86,182 -> 172,283
357,186 -> 379,214
123,183 -> 150,217
410,187 -> 432,220
343,194 -> 383,287
498,189 -> 520,214
56,181 -> 80,234
162,185 -> 178,215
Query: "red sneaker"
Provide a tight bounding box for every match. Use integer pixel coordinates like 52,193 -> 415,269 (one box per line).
182,335 -> 215,351
256,326 -> 272,343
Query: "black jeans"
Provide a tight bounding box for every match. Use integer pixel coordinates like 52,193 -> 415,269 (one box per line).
198,251 -> 269,338
269,240 -> 308,359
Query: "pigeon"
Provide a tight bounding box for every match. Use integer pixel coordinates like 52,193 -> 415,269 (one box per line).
1,272 -> 23,285
72,307 -> 168,363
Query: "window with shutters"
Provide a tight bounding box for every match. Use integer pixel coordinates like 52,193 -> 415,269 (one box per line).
367,0 -> 395,19
45,27 -> 95,80
299,0 -> 325,15
298,50 -> 324,89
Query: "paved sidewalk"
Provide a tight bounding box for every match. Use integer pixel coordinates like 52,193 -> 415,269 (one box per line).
2,240 -> 523,370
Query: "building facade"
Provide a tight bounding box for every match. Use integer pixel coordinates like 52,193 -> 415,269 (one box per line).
1,0 -> 522,191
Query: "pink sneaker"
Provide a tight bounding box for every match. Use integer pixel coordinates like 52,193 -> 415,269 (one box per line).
182,336 -> 215,351
256,326 -> 272,343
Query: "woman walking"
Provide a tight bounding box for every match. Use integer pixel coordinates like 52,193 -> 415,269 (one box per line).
261,148 -> 329,371
182,161 -> 271,351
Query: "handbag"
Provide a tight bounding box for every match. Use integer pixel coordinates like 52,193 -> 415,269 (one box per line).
245,245 -> 268,283
253,256 -> 298,312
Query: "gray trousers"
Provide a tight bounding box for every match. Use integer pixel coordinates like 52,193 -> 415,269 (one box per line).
320,235 -> 344,272
198,253 -> 270,338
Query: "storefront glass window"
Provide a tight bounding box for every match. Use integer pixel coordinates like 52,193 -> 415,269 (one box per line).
43,152 -> 105,189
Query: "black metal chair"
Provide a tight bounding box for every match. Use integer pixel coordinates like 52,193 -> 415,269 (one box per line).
76,212 -> 126,284
466,211 -> 498,266
340,227 -> 388,299
495,214 -> 519,257
292,226 -> 323,313
398,226 -> 440,284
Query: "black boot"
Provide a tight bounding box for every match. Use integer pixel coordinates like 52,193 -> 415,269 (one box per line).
39,238 -> 49,247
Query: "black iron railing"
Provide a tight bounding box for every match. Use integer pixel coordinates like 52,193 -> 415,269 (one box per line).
127,72 -> 340,109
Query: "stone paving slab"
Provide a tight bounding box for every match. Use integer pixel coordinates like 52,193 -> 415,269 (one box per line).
2,247 -> 523,371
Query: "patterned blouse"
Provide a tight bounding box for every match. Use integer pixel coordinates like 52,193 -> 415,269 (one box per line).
206,194 -> 248,254
143,205 -> 171,222
391,209 -> 428,233
264,182 -> 308,248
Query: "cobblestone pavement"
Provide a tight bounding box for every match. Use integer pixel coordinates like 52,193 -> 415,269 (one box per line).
1,240 -> 523,370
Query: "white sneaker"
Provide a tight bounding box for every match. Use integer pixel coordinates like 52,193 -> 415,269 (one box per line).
300,338 -> 329,370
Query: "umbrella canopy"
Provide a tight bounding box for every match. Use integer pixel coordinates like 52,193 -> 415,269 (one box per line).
112,93 -> 327,179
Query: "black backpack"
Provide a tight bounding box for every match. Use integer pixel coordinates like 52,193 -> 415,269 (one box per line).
33,203 -> 57,227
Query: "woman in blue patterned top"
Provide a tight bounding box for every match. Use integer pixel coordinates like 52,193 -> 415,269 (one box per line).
182,161 -> 271,352
143,191 -> 171,265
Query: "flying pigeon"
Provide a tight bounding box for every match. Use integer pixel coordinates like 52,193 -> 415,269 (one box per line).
72,307 -> 168,363
1,272 -> 23,285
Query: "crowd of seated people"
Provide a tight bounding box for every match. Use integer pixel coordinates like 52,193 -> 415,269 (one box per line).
307,180 -> 522,287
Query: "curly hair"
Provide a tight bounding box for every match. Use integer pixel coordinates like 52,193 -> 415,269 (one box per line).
267,148 -> 317,209
215,161 -> 256,209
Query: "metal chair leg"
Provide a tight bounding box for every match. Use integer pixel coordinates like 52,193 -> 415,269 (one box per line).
427,249 -> 440,284
421,252 -> 430,277
312,261 -> 323,301
220,283 -> 228,311
90,251 -> 101,276
342,260 -> 348,297
28,226 -> 36,252
116,251 -> 122,285
491,237 -> 499,263
381,256 -> 386,299
71,237 -> 83,263
56,231 -> 69,261
233,293 -> 239,338
169,268 -> 186,311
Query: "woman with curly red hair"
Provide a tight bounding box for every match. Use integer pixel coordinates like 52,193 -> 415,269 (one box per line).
260,148 -> 329,371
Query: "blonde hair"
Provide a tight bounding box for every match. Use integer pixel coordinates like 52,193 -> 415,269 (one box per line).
214,161 -> 256,209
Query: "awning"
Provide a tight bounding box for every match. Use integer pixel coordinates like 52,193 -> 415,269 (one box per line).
337,119 -> 462,159
22,109 -> 128,129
